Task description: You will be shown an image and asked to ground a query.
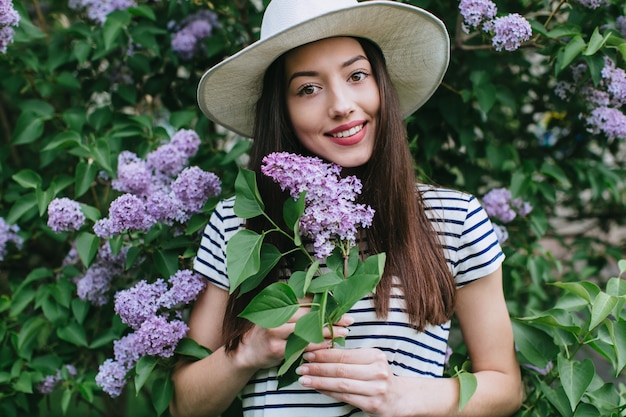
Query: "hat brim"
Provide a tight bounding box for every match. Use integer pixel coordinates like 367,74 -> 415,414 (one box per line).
197,1 -> 450,138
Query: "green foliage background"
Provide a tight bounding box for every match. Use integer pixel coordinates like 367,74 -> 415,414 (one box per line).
0,0 -> 625,416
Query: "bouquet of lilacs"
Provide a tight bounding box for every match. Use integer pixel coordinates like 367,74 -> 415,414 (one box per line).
228,152 -> 386,387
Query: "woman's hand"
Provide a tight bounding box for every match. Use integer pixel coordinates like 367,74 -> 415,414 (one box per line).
295,347 -> 399,417
235,308 -> 354,371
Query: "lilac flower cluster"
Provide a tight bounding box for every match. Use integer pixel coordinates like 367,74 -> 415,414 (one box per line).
0,217 -> 23,261
47,198 -> 86,232
96,270 -> 206,397
556,58 -> 626,140
575,0 -> 607,9
458,0 -> 531,52
482,188 -> 532,244
94,129 -> 221,238
458,0 -> 497,32
68,0 -> 137,25
261,152 -> 375,259
0,0 -> 20,53
75,243 -> 127,306
36,365 -> 77,395
170,10 -> 220,60
491,14 -> 533,52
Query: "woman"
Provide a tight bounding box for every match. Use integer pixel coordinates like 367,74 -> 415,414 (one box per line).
171,1 -> 523,416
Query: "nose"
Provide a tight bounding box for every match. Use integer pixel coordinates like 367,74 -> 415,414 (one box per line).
327,86 -> 355,119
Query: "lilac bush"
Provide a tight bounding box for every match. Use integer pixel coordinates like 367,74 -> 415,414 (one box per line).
0,217 -> 22,261
47,197 -> 86,232
0,0 -> 19,53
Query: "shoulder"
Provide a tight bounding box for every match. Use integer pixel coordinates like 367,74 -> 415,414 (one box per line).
418,184 -> 479,221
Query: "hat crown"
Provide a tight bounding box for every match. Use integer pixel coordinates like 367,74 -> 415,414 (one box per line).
261,0 -> 358,39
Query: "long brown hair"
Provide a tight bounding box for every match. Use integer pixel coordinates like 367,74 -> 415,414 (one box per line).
222,37 -> 455,352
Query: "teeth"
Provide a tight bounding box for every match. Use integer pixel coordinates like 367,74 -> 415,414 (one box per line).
332,124 -> 363,138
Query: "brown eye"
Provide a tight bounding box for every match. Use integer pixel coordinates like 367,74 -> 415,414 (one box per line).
297,84 -> 319,96
349,71 -> 367,82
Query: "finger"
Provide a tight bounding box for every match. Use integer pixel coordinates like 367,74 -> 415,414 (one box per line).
334,314 -> 355,327
304,348 -> 385,365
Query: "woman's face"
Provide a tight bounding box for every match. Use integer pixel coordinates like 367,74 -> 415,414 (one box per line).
284,37 -> 380,168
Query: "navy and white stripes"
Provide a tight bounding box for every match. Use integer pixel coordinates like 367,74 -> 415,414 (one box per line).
193,186 -> 504,417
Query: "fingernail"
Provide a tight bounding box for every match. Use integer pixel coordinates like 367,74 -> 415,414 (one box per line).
303,352 -> 314,361
295,365 -> 308,375
344,315 -> 355,325
299,376 -> 311,386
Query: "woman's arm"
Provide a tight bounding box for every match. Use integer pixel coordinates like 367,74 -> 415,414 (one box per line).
170,282 -> 353,417
296,266 -> 523,417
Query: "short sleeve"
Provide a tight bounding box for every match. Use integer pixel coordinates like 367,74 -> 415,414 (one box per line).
421,187 -> 504,287
193,197 -> 244,291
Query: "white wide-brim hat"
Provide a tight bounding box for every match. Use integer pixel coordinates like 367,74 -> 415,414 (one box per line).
197,0 -> 450,138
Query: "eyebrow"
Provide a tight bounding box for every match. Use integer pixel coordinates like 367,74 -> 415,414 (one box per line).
287,54 -> 369,86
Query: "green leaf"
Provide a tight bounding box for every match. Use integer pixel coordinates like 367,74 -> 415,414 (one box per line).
457,371 -> 477,411
74,160 -> 98,198
71,298 -> 90,325
559,355 -> 595,412
511,320 -> 558,369
283,192 -> 305,232
239,282 -> 299,328
233,168 -> 265,218
36,185 -> 56,217
607,320 -> 626,376
474,83 -> 497,114
583,27 -> 610,56
540,162 -> 572,188
238,244 -> 283,295
57,322 -> 89,347
294,310 -> 324,343
17,317 -> 47,354
540,383 -> 573,417
6,193 -> 37,224
288,271 -> 308,299
93,138 -> 113,173
307,272 -> 343,293
151,374 -> 174,416
559,36 -> 586,72
226,230 -> 263,293
135,356 -> 158,395
589,292 -> 618,331
76,232 -> 100,268
552,281 -> 599,303
175,338 -> 212,360
329,273 -> 382,321
277,333 -> 308,381
61,388 -> 73,415
153,250 -> 180,278
12,169 -> 42,189
102,10 -> 130,50
12,113 -> 44,145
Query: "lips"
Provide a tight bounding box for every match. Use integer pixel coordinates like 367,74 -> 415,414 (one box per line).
326,121 -> 367,146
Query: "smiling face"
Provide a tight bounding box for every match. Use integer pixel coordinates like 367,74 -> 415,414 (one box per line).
284,37 -> 380,168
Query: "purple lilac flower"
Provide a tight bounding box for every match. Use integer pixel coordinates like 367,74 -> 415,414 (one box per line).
171,129 -> 201,158
601,58 -> 626,106
114,279 -> 168,329
0,0 -> 19,54
587,107 -> 626,140
75,244 -> 127,306
617,16 -> 626,38
113,333 -> 143,368
95,359 -> 129,397
145,190 -> 184,224
68,0 -> 137,25
37,365 -> 78,395
47,198 -> 85,232
171,10 -> 220,60
458,0 -> 497,32
522,361 -> 554,375
112,151 -> 152,195
482,188 -> 533,223
575,0 -> 607,9
261,152 -> 375,259
76,265 -> 113,306
0,217 -> 23,261
160,270 -> 207,308
134,316 -> 188,358
491,14 -> 532,52
171,167 -> 222,216
147,143 -> 188,177
94,193 -> 155,238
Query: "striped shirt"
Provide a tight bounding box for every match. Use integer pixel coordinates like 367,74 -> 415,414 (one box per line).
193,186 -> 504,417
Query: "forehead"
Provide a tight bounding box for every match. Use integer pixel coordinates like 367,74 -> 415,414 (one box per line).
284,37 -> 366,68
